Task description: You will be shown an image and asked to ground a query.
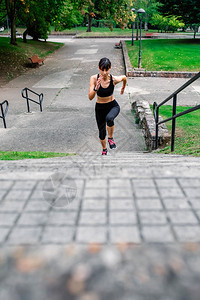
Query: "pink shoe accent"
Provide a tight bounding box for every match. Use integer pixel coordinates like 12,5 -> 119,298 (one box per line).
102,149 -> 107,155
108,139 -> 115,145
108,138 -> 116,149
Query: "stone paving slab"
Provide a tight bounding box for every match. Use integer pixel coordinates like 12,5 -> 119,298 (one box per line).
128,76 -> 200,106
0,152 -> 200,246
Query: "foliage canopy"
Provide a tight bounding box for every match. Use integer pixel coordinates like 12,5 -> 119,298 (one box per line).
0,0 -> 199,44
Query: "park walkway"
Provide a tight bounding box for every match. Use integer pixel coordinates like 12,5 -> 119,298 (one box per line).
1,37 -> 200,152
0,38 -> 200,246
0,37 -> 145,152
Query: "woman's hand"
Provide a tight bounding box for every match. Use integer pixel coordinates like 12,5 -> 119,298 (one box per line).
95,75 -> 102,91
121,86 -> 125,94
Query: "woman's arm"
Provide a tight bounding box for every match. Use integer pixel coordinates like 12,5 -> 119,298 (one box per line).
88,76 -> 96,101
88,75 -> 102,100
113,75 -> 127,94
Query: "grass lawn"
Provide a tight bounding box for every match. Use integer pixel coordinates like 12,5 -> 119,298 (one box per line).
126,39 -> 200,71
155,105 -> 200,156
54,26 -> 200,37
0,151 -> 75,160
2,26 -> 157,37
0,37 -> 64,86
71,26 -> 135,37
53,26 -> 157,37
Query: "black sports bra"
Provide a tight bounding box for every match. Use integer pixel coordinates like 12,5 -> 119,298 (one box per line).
97,74 -> 115,97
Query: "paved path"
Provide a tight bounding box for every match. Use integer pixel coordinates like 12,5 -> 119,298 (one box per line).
128,76 -> 200,106
1,37 -> 200,153
0,37 -> 145,153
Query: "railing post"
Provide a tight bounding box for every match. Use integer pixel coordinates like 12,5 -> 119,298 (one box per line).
39,93 -> 43,112
0,104 -> 6,128
155,106 -> 159,149
171,94 -> 177,152
25,88 -> 30,113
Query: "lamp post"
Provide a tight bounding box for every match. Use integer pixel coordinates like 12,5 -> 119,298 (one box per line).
131,8 -> 135,46
137,8 -> 145,69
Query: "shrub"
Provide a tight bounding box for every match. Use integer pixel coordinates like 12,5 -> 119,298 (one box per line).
150,13 -> 185,32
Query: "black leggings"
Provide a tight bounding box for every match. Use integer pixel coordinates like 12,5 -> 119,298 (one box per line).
95,100 -> 120,140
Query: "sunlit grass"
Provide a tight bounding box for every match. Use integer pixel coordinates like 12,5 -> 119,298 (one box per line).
127,39 -> 200,71
59,26 -> 157,36
0,151 -> 75,160
153,105 -> 200,156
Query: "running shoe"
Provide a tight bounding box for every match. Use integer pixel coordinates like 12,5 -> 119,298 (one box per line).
102,149 -> 108,155
108,138 -> 116,149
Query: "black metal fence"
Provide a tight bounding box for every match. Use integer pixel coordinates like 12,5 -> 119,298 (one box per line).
21,87 -> 44,113
0,100 -> 9,128
153,72 -> 200,151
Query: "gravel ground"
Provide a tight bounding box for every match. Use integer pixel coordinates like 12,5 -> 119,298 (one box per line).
1,243 -> 200,300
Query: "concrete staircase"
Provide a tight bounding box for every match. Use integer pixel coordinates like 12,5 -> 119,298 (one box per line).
0,151 -> 200,246
0,152 -> 200,179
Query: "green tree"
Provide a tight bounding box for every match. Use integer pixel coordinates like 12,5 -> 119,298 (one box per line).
168,16 -> 185,33
75,0 -> 135,32
150,13 -> 184,32
143,0 -> 161,31
53,0 -> 83,31
98,0 -> 134,31
150,13 -> 165,32
0,0 -> 7,24
72,0 -> 96,32
18,0 -> 65,42
5,0 -> 17,45
133,0 -> 161,31
158,0 -> 200,38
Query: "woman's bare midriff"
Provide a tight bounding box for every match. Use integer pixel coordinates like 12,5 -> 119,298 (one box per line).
96,95 -> 114,104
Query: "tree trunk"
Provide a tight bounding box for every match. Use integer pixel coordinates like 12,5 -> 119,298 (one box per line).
23,28 -> 28,43
194,25 -> 197,39
5,0 -> 17,45
144,14 -> 149,31
10,15 -> 17,45
87,14 -> 92,32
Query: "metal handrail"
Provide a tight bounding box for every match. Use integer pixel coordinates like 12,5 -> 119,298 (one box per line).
153,72 -> 200,151
0,100 -> 9,128
21,87 -> 44,113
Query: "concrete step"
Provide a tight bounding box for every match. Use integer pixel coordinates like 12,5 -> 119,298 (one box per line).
0,152 -> 199,173
0,152 -> 199,165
